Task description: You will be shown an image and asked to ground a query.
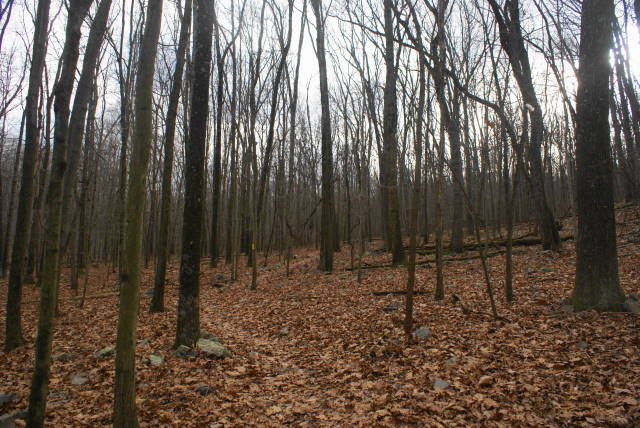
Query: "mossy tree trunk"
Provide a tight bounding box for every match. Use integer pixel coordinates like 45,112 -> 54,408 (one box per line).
112,0 -> 163,425
26,0 -> 93,425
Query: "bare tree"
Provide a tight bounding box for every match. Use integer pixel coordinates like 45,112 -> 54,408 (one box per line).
572,0 -> 626,312
4,0 -> 51,352
175,0 -> 214,347
112,0 -> 164,424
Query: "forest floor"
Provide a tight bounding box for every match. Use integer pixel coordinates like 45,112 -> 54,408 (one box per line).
1,206 -> 640,427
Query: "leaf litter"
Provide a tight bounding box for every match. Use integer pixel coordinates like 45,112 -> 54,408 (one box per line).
0,207 -> 639,426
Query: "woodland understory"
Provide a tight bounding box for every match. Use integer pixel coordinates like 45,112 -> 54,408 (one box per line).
1,205 -> 639,427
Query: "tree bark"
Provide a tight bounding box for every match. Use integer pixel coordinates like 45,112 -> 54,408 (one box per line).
150,0 -> 191,313
572,0 -> 626,312
382,0 -> 404,265
4,0 -> 51,352
175,0 -> 213,346
26,0 -> 93,424
60,0 -> 113,264
112,0 -> 163,424
310,0 -> 335,272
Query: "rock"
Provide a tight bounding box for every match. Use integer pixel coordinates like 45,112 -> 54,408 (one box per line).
0,414 -> 15,428
278,327 -> 289,337
196,338 -> 231,359
577,341 -> 589,350
70,372 -> 89,386
199,331 -> 218,341
432,379 -> 450,391
561,303 -> 574,315
11,411 -> 27,421
95,346 -> 115,359
623,297 -> 640,314
413,327 -> 431,340
478,375 -> 494,387
173,345 -> 193,358
139,339 -> 151,347
196,384 -> 216,396
541,267 -> 554,273
383,302 -> 400,313
52,353 -> 77,362
149,355 -> 163,366
0,394 -> 15,405
446,356 -> 457,366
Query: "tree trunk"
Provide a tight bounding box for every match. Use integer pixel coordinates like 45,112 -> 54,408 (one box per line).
60,0 -> 113,262
175,0 -> 213,346
572,0 -> 626,312
1,113 -> 24,278
487,0 -> 560,251
26,0 -> 93,424
310,0 -> 335,272
382,0 -> 404,265
150,0 -> 191,313
112,0 -> 163,424
4,0 -> 51,352
405,51 -> 425,345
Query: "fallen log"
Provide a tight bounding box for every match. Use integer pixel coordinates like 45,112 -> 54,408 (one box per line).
372,290 -> 430,296
346,249 -> 511,271
414,235 -> 573,255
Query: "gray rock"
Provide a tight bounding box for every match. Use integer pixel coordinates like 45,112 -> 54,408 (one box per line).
11,411 -> 26,421
199,331 -> 219,341
196,338 -> 231,358
413,327 -> 431,340
446,356 -> 457,366
278,327 -> 289,337
52,353 -> 77,362
149,355 -> 163,366
196,384 -> 216,396
541,267 -> 554,273
623,297 -> 640,314
70,372 -> 89,386
433,378 -> 450,391
95,346 -> 115,359
139,339 -> 151,347
0,394 -> 15,405
173,345 -> 193,358
577,341 -> 589,350
0,414 -> 15,428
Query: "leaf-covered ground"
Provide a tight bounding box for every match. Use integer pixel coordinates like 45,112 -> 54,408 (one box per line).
1,207 -> 639,427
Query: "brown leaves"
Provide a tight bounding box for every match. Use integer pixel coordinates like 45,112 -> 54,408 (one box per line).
1,210 -> 640,426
